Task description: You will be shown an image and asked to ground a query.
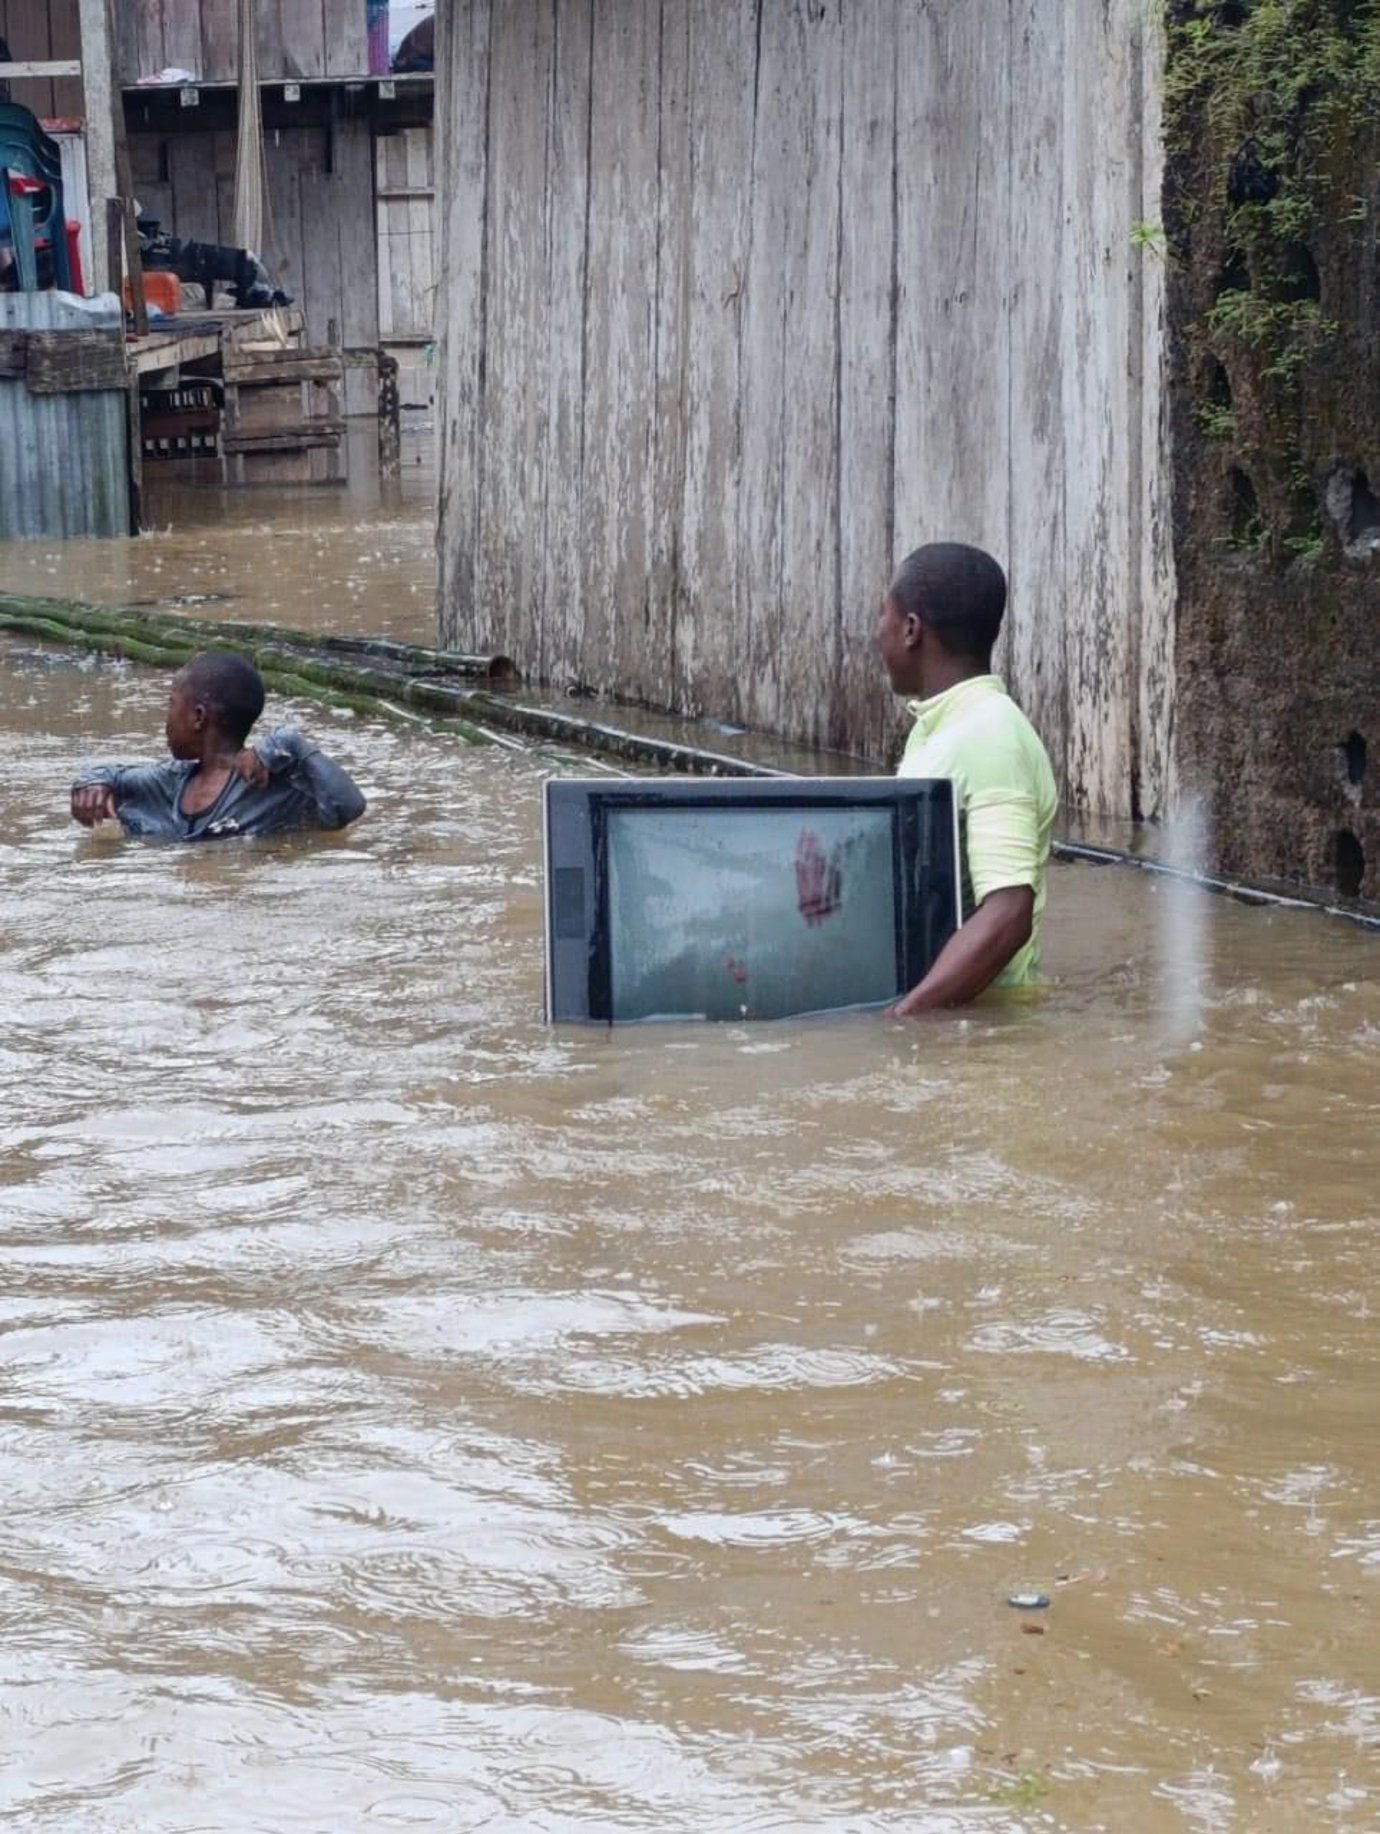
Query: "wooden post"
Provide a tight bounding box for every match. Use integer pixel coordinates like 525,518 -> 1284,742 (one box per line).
378,350 -> 401,479
76,0 -> 117,293
119,190 -> 147,334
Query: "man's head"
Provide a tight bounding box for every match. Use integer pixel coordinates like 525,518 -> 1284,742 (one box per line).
875,542 -> 1007,696
165,651 -> 266,759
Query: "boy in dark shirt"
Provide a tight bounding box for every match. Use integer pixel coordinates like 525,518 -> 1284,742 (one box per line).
70,650 -> 366,841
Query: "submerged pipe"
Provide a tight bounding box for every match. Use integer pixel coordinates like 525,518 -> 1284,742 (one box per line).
3,592 -> 1374,930
0,593 -> 781,778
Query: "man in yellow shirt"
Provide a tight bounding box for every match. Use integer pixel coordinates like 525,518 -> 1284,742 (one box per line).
875,542 -> 1058,1013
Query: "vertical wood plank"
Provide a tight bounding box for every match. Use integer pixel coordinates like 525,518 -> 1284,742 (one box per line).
199,0 -> 238,83
300,125 -> 341,341
646,0 -> 691,711
774,0 -> 843,748
1007,0 -> 1068,783
132,0 -> 164,85
160,0 -> 203,80
335,114 -> 378,408
212,124 -> 236,246
476,0 -> 555,668
263,124 -> 307,311
279,0 -> 325,78
407,125 -> 433,333
893,0 -> 1011,567
738,0 -> 841,736
301,144 -> 344,347
5,0 -> 56,115
127,131 -> 161,183
256,0 -> 285,82
375,133 -> 406,339
539,0 -> 593,690
170,130 -> 217,243
324,0 -> 366,77
578,0 -> 660,693
113,0 -> 142,87
673,0 -> 757,720
49,0 -> 82,119
834,0 -> 898,760
374,184 -> 394,339
435,0 -> 492,650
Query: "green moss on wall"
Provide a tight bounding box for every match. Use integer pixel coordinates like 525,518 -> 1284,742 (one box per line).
1164,0 -> 1380,565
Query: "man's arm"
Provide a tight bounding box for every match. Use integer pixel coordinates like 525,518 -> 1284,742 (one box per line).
890,885 -> 1034,1015
891,781 -> 1044,1015
244,728 -> 367,830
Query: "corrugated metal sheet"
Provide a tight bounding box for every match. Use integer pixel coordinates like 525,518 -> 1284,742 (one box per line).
0,292 -> 130,540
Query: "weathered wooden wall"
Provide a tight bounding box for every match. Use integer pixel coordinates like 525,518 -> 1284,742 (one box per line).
0,0 -> 81,116
437,0 -> 1175,819
114,0 -> 369,85
128,117 -> 378,408
375,124 -> 433,344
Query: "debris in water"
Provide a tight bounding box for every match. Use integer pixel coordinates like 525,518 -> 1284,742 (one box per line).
1020,1622 -> 1046,1636
1007,1592 -> 1050,1610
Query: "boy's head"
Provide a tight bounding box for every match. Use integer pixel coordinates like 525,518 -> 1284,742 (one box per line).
876,542 -> 1007,693
165,651 -> 266,759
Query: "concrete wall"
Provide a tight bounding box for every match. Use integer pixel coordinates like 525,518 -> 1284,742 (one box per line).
1162,3 -> 1379,906
437,0 -> 1174,818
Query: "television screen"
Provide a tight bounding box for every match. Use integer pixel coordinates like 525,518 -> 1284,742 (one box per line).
606,805 -> 900,1021
544,777 -> 959,1025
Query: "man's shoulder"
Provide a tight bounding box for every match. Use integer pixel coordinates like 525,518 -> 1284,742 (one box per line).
956,686 -> 1051,765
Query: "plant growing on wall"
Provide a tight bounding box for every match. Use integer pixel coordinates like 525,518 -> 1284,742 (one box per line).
1163,0 -> 1380,566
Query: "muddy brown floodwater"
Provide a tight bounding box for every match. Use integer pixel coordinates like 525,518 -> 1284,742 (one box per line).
1,483 -> 1377,1832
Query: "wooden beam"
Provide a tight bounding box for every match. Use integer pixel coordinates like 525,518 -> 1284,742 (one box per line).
222,355 -> 344,385
24,328 -> 128,393
0,61 -> 84,78
221,426 -> 345,451
127,330 -> 223,375
75,0 -> 117,291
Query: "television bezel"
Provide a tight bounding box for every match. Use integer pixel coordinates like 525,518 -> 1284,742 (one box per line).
543,775 -> 961,1024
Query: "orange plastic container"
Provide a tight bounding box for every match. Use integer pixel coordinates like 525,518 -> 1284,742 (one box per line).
124,270 -> 180,317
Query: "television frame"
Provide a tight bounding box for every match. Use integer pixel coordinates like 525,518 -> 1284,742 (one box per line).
543,776 -> 961,1024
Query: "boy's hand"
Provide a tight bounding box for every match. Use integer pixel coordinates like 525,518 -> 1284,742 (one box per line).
71,784 -> 117,827
232,747 -> 271,789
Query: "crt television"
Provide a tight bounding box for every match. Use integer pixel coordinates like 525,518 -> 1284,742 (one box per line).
543,776 -> 960,1023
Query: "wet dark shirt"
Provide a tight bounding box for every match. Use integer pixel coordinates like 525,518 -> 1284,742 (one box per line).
73,727 -> 366,841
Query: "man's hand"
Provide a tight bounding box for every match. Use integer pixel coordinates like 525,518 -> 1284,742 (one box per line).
71,784 -> 117,828
232,747 -> 271,790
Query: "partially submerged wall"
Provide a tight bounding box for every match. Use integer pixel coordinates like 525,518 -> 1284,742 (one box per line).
0,293 -> 130,540
1164,0 -> 1378,902
437,0 -> 1174,818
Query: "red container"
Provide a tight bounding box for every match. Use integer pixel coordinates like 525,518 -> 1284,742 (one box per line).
124,270 -> 180,317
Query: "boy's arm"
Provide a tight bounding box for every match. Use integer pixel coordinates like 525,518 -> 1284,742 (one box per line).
70,762 -> 180,831
244,728 -> 367,830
